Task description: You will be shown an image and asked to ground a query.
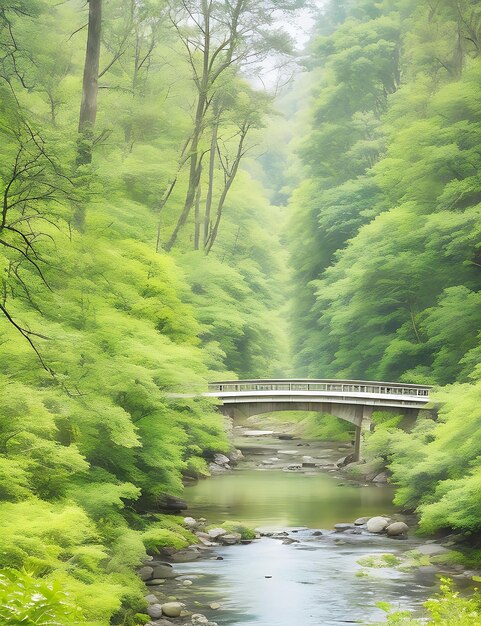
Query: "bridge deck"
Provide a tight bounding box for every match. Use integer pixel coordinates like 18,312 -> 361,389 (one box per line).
208,379 -> 430,396
205,379 -> 431,410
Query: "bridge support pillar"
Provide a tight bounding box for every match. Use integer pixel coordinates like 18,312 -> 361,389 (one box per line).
354,426 -> 362,462
353,407 -> 373,462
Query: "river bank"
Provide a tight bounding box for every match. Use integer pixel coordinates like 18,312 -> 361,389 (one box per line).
140,428 -> 476,626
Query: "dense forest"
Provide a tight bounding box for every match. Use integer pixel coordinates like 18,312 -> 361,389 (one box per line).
3,0 -> 481,623
288,0 -> 481,545
0,0 -> 292,622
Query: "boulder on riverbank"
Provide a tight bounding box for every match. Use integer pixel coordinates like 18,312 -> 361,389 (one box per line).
208,528 -> 227,539
139,561 -> 181,582
366,516 -> 391,533
214,453 -> 230,467
152,563 -> 178,579
416,543 -> 451,556
386,522 -> 409,536
373,471 -> 389,484
139,566 -> 154,581
147,603 -> 163,619
336,454 -> 355,468
161,602 -> 184,618
219,532 -> 242,545
228,449 -> 244,464
183,516 -> 199,529
209,462 -> 228,475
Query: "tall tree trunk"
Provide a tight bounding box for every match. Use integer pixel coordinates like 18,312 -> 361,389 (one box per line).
164,101 -> 203,251
205,126 -> 248,254
77,0 -> 102,165
203,104 -> 220,249
194,179 -> 202,250
165,0 -> 211,251
155,136 -> 192,252
205,169 -> 236,254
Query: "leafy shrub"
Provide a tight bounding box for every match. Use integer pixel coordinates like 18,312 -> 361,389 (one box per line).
0,568 -> 85,625
141,518 -> 196,552
220,521 -> 257,540
374,579 -> 481,625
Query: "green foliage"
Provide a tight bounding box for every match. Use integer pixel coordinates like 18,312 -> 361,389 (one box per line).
141,517 -> 197,552
220,521 -> 257,540
0,568 -> 85,626
374,579 -> 481,625
0,0 -> 295,620
289,0 -> 481,383
357,553 -> 401,568
286,0 -> 481,547
253,410 -> 352,441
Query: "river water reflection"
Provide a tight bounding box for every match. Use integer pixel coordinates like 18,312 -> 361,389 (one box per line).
172,437 -> 436,626
186,469 -> 396,529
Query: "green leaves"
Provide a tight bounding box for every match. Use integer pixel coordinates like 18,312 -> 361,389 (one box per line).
290,1 -> 481,382
0,568 -> 84,626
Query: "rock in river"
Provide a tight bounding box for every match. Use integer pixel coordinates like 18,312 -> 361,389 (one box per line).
219,532 -> 242,545
192,614 -> 219,626
214,453 -> 231,467
161,602 -> 184,618
209,462 -> 227,475
152,564 -> 177,579
147,603 -> 163,619
228,449 -> 244,464
145,578 -> 166,586
183,516 -> 198,529
373,472 -> 389,483
386,522 -> 409,536
208,528 -> 227,539
366,516 -> 390,533
416,543 -> 451,556
139,566 -> 154,581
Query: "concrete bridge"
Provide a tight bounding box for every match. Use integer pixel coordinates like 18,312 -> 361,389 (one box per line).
204,379 -> 431,461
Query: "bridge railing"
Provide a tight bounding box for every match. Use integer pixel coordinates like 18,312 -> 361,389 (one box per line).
208,380 -> 430,399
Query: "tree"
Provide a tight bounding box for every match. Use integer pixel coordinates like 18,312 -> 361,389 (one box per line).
77,0 -> 102,165
163,0 -> 301,251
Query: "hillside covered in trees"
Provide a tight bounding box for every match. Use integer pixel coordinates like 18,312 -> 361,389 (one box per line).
0,0 -> 293,622
3,0 -> 481,623
288,0 -> 481,541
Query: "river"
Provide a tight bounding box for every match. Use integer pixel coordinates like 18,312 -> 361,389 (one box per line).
158,433 -> 438,625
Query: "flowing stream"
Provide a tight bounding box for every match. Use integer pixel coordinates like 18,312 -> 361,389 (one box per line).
160,434 -> 438,625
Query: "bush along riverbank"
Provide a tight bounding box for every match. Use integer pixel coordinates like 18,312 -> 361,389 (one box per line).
338,409 -> 481,572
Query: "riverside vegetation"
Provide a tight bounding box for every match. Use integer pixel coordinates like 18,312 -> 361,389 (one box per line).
288,0 -> 481,551
0,0 -> 291,623
2,0 -> 481,624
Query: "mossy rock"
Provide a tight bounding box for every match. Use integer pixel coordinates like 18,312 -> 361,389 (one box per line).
357,553 -> 401,568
